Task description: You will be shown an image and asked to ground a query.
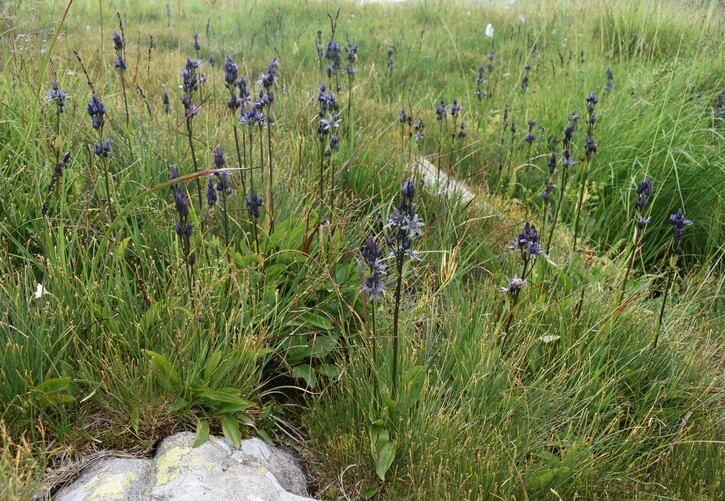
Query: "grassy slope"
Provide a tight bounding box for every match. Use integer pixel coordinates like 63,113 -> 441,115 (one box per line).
0,0 -> 722,499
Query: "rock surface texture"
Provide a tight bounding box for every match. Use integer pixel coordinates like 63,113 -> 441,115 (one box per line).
54,433 -> 317,501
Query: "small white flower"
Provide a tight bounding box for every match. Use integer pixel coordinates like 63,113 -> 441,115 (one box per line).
485,24 -> 494,39
34,283 -> 44,299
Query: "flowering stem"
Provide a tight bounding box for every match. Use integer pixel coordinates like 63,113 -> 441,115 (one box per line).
233,125 -> 247,196
654,261 -> 675,350
185,119 -> 202,211
248,129 -> 254,191
319,141 -> 326,212
347,78 -> 353,143
119,76 -> 134,158
371,298 -> 377,368
572,161 -> 590,250
101,155 -> 114,222
392,252 -> 403,399
618,226 -> 641,304
267,115 -> 274,232
504,291 -> 520,336
221,192 -> 229,246
546,168 -> 568,255
251,218 -> 260,254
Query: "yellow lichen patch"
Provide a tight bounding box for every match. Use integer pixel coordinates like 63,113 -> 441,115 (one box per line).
154,446 -> 200,486
84,472 -> 137,499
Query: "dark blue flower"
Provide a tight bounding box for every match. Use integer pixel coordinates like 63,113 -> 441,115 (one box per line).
362,272 -> 385,301
112,30 -> 124,51
245,189 -> 264,219
174,187 -> 189,217
669,208 -> 692,229
224,56 -> 238,88
46,80 -> 67,113
515,221 -> 544,258
637,178 -> 653,197
669,208 -> 692,254
206,178 -> 217,207
548,152 -> 557,175
113,56 -> 127,70
87,93 -> 106,129
214,146 -> 225,169
193,32 -> 200,53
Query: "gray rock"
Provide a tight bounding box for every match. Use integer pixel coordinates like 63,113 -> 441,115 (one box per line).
53,458 -> 152,501
54,433 -> 317,501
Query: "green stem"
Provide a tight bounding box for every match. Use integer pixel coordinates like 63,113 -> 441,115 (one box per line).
546,168 -> 569,255
392,253 -> 403,399
233,125 -> 247,195
618,227 -> 641,304
185,119 -> 202,211
572,160 -> 590,250
266,108 -> 274,232
654,263 -> 675,350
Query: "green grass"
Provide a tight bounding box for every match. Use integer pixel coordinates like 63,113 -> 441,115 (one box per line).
0,0 -> 723,499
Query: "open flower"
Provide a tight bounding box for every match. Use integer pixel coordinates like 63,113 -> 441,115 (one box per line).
500,274 -> 526,294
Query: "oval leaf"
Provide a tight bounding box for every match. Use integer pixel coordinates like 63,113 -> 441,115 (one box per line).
222,413 -> 241,448
193,419 -> 210,448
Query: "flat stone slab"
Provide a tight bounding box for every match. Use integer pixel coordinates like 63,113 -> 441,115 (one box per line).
54,433 -> 317,501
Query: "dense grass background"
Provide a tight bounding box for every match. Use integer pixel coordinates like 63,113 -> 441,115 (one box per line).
0,0 -> 723,499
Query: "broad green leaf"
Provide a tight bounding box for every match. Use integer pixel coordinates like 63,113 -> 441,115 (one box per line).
317,363 -> 342,380
255,348 -> 275,359
115,236 -> 131,257
145,350 -> 180,392
216,401 -> 255,414
361,486 -> 380,499
400,365 -> 425,413
375,439 -> 396,481
291,365 -> 317,389
130,407 -> 140,434
528,468 -> 556,490
34,377 -> 71,394
203,351 -> 223,382
193,419 -> 210,448
169,398 -> 189,413
222,414 -> 241,447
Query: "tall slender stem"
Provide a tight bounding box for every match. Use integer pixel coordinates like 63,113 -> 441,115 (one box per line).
185,119 -> 202,210
222,193 -> 229,246
654,263 -> 675,350
248,129 -> 254,191
572,162 -> 590,249
233,125 -> 247,195
371,299 -> 377,368
546,169 -> 569,255
618,227 -> 641,304
119,75 -> 134,158
266,107 -> 274,232
392,253 -> 403,399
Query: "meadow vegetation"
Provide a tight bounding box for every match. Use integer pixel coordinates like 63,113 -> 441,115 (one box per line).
0,0 -> 723,499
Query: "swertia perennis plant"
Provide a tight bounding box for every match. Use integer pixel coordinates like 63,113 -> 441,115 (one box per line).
385,179 -> 423,397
